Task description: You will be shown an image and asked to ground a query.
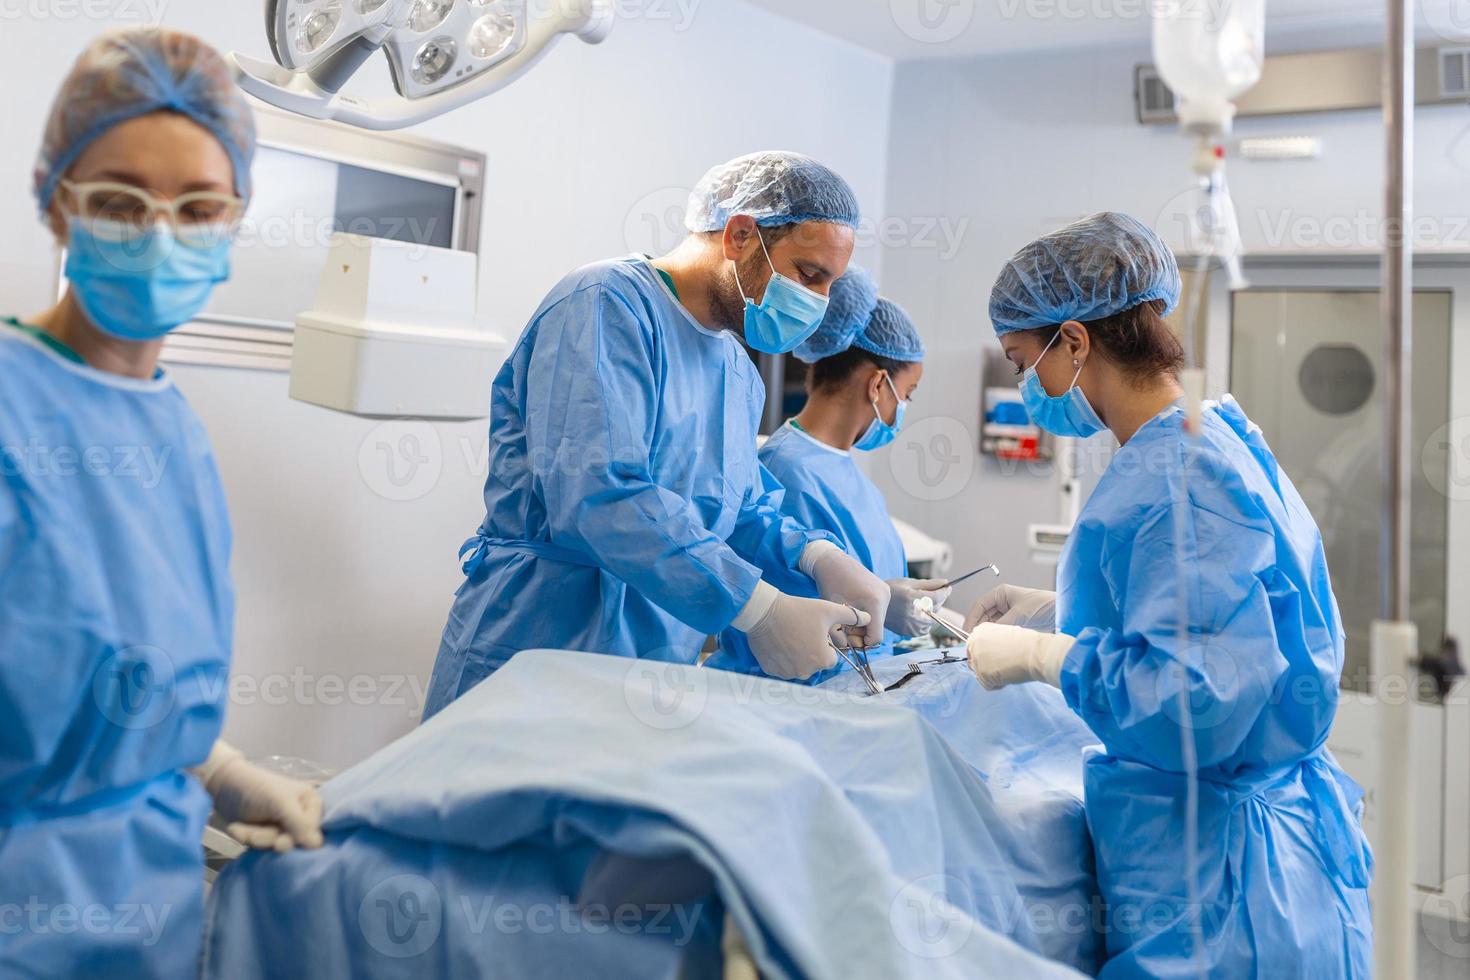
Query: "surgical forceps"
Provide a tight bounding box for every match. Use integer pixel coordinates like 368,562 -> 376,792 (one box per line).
831,604 -> 883,695
916,607 -> 969,664
938,563 -> 1001,590
831,642 -> 883,695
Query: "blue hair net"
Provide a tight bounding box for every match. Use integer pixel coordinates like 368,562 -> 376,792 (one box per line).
685,151 -> 862,232
794,266 -> 879,364
33,28 -> 257,212
989,212 -> 1181,335
853,298 -> 925,362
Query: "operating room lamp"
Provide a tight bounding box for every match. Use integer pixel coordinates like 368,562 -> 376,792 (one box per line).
232,0 -> 614,130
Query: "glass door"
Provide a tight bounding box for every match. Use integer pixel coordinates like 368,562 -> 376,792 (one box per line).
1229,289 -> 1453,692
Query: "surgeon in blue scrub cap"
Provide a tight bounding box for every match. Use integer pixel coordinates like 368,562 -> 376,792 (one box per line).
424,151 -> 890,718
710,271 -> 949,681
3,29 -> 322,978
967,212 -> 1372,976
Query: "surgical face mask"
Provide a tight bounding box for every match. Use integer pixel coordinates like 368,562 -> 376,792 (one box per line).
1018,331 -> 1107,439
854,373 -> 907,451
64,217 -> 231,342
733,230 -> 829,355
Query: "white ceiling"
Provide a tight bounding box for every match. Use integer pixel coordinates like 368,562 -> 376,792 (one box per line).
740,0 -> 1468,62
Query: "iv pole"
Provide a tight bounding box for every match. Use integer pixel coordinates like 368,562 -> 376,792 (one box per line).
1373,0 -> 1418,974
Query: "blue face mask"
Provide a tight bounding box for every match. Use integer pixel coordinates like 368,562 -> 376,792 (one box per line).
854,373 -> 906,451
734,230 -> 829,355
1019,331 -> 1107,439
65,218 -> 231,342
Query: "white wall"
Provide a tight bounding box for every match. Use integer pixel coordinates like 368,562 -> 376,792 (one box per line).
0,2 -> 894,770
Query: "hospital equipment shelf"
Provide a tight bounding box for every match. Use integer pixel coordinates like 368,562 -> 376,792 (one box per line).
979,349 -> 1051,461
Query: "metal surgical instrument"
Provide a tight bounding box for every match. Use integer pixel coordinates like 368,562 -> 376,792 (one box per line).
939,563 -> 1001,589
831,642 -> 883,695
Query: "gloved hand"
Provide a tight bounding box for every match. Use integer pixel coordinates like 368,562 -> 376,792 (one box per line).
194,741 -> 324,853
964,584 -> 1058,632
802,542 -> 889,649
885,578 -> 953,637
737,588 -> 868,680
965,623 -> 1074,691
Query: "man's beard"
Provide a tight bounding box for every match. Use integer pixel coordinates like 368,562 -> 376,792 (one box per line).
711,253 -> 767,337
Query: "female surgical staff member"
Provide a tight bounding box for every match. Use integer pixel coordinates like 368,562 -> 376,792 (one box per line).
2,30 -> 322,977
966,213 -> 1371,976
710,269 -> 950,679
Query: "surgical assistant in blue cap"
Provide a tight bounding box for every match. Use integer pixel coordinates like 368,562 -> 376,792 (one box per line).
2,28 -> 323,978
424,152 -> 892,719
710,271 -> 948,681
966,212 -> 1372,976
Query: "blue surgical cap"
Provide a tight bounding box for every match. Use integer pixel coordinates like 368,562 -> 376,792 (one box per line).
989,212 -> 1181,336
685,151 -> 862,233
794,266 -> 879,364
854,298 -> 925,362
33,28 -> 257,213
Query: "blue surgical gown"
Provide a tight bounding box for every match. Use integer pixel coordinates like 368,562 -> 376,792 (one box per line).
709,421 -> 907,681
0,324 -> 233,978
1057,396 -> 1372,978
424,259 -> 832,720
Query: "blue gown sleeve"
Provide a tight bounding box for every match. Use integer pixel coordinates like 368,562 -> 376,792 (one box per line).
0,474 -> 29,790
525,283 -> 762,635
725,460 -> 838,592
1059,496 -> 1293,772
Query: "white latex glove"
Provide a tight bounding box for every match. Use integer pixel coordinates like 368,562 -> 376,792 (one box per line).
964,584 -> 1058,633
965,623 -> 1074,691
733,582 -> 866,680
194,741 -> 324,853
802,542 -> 889,649
885,578 -> 953,637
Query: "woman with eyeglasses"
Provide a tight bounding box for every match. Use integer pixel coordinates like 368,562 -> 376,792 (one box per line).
2,29 -> 322,977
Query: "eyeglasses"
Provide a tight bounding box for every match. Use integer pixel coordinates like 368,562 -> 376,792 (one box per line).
57,180 -> 245,249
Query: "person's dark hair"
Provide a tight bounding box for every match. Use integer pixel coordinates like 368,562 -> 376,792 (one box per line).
759,223 -> 798,246
698,223 -> 799,246
808,346 -> 908,393
1036,299 -> 1183,383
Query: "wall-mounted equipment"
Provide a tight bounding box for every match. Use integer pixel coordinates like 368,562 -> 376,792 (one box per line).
289,234 -> 503,420
95,107 -> 487,373
1137,45 -> 1470,126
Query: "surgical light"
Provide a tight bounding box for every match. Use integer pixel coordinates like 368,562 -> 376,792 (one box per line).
298,3 -> 343,54
412,36 -> 456,83
468,9 -> 518,59
409,0 -> 455,32
237,0 -> 614,131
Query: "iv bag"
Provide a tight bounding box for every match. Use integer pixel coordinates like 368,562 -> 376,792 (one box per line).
1152,0 -> 1265,130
